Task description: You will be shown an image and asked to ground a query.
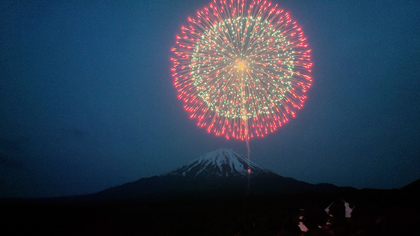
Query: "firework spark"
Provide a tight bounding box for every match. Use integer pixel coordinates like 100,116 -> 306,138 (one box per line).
171,0 -> 313,141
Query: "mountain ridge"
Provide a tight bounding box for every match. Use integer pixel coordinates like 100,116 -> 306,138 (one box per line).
93,148 -> 354,201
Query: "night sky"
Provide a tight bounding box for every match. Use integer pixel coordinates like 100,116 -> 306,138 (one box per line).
1,0 -> 420,198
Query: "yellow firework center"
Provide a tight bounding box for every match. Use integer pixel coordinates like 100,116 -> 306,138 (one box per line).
236,60 -> 247,70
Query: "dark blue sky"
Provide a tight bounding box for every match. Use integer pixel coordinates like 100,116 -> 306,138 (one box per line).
1,0 -> 420,198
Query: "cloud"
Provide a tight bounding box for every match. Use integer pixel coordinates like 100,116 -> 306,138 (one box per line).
60,127 -> 86,138
0,153 -> 24,169
70,128 -> 86,137
0,138 -> 28,169
0,138 -> 24,152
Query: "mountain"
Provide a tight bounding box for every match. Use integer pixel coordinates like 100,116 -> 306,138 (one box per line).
93,148 -> 350,201
402,178 -> 420,193
2,150 -> 418,236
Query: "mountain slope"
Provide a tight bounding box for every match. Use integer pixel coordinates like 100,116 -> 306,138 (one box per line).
93,148 -> 348,201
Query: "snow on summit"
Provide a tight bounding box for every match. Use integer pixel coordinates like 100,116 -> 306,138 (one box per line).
167,148 -> 266,178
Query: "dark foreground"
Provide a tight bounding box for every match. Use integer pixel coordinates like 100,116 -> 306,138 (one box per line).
1,189 -> 419,236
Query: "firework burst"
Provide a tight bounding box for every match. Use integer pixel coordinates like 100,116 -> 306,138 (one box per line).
171,0 -> 313,141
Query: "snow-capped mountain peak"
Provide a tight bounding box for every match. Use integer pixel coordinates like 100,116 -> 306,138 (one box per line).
167,148 -> 266,178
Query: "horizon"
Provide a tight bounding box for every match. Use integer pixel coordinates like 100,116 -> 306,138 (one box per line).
2,147 -> 418,199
